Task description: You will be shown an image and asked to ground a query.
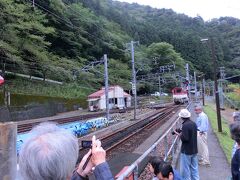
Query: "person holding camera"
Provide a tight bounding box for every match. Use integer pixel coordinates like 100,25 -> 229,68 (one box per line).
72,135 -> 113,180
19,122 -> 113,180
173,109 -> 199,180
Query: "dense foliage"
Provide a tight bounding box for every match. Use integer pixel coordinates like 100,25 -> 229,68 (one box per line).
0,0 -> 239,95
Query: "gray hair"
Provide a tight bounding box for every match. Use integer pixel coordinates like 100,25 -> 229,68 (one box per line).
230,122 -> 240,144
19,122 -> 78,180
233,112 -> 240,122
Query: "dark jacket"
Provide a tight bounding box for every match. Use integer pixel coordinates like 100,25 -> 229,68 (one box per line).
71,162 -> 114,180
180,118 -> 198,155
231,148 -> 240,180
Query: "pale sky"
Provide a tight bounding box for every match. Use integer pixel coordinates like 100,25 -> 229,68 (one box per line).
115,0 -> 240,21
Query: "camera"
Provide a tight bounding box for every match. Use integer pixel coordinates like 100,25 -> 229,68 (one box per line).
81,140 -> 92,148
171,128 -> 182,135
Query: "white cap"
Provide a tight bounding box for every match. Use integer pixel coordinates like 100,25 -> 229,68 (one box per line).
179,109 -> 191,118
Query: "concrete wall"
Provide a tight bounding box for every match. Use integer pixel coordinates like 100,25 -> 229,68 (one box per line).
0,102 -> 78,122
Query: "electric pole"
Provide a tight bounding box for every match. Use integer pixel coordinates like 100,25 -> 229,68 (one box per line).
126,41 -> 139,120
158,75 -> 161,95
185,64 -> 191,100
210,39 -> 222,132
81,55 -> 109,121
219,67 -> 225,110
104,54 -> 109,121
201,38 -> 222,132
131,41 -> 137,120
194,71 -> 197,101
202,76 -> 205,106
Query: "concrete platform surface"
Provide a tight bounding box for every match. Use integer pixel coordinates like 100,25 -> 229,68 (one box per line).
198,124 -> 231,180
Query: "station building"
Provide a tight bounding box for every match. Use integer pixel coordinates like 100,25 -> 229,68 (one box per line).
87,85 -> 131,111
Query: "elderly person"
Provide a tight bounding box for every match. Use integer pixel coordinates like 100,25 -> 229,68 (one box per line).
194,105 -> 210,166
231,112 -> 240,157
19,122 -> 113,180
174,109 -> 199,180
230,122 -> 240,180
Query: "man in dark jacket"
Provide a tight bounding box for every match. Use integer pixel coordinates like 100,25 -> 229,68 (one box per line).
174,109 -> 199,180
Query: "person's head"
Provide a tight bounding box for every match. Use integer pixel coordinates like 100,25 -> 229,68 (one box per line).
19,122 -> 79,180
148,156 -> 163,176
156,161 -> 174,180
230,122 -> 240,145
233,112 -> 240,122
194,105 -> 203,114
178,109 -> 191,120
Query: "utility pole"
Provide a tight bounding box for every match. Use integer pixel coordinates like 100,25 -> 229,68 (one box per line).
81,55 -> 109,121
104,54 -> 109,121
194,71 -> 197,101
219,67 -> 225,110
201,38 -> 222,132
158,76 -> 161,95
158,75 -> 161,103
185,64 -> 191,100
127,41 -> 138,120
211,39 -> 222,132
209,39 -> 222,132
202,76 -> 205,106
131,41 -> 137,120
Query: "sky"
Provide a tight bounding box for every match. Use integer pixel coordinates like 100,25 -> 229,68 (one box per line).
115,0 -> 240,21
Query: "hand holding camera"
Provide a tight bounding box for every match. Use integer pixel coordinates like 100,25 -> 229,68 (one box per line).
91,135 -> 106,166
172,128 -> 182,135
77,135 -> 106,177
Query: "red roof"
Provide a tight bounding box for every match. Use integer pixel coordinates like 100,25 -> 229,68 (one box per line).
88,89 -> 105,99
88,86 -> 131,99
88,89 -> 115,99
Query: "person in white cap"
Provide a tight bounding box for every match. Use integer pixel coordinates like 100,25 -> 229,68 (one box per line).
174,109 -> 199,180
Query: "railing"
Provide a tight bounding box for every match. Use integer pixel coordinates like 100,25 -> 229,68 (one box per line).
116,103 -> 191,180
223,93 -> 239,109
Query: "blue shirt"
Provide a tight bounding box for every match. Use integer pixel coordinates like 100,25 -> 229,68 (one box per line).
196,112 -> 209,132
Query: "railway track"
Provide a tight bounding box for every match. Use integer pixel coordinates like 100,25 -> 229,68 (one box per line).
78,104 -> 182,160
105,105 -> 180,159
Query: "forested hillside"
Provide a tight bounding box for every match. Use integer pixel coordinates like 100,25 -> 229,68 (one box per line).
0,0 -> 239,96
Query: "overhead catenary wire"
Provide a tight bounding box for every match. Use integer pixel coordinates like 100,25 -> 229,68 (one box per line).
61,1 -> 107,33
31,1 -> 73,27
26,0 -> 111,44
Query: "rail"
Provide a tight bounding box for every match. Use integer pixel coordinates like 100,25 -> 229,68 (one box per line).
116,103 -> 191,180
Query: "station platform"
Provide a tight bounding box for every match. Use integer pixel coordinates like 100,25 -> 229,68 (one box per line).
198,124 -> 230,179
176,101 -> 231,180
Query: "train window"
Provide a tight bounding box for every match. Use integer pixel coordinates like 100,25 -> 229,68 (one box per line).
176,89 -> 182,93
